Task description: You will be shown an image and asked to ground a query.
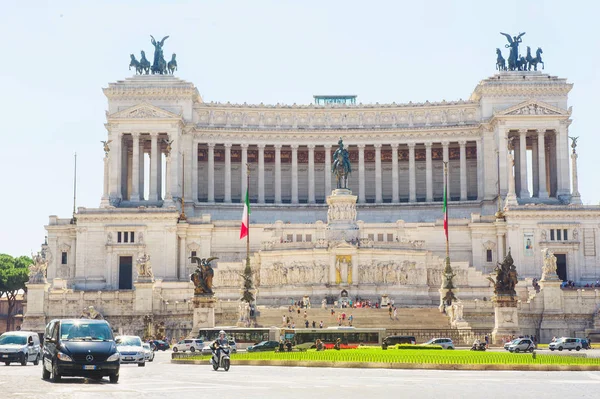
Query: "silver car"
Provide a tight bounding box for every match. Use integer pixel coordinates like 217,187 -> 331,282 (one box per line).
508,338 -> 535,353
115,335 -> 145,366
549,337 -> 582,352
142,343 -> 155,362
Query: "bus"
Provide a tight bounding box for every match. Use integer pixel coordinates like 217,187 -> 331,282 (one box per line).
283,327 -> 385,348
196,327 -> 281,350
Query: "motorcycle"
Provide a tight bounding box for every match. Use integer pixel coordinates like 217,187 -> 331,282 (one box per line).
211,345 -> 231,371
470,342 -> 487,351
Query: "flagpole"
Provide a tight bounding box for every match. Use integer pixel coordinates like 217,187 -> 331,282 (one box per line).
70,152 -> 77,224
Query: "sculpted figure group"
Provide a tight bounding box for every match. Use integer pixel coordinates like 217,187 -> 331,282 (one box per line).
496,32 -> 544,72
129,35 -> 178,75
487,249 -> 519,296
190,256 -> 217,296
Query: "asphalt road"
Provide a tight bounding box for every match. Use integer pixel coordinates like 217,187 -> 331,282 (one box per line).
1,351 -> 600,399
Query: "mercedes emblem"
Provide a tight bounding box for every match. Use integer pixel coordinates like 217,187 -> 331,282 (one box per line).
86,355 -> 94,362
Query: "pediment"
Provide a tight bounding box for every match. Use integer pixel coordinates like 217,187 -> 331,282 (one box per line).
108,103 -> 182,119
495,100 -> 570,117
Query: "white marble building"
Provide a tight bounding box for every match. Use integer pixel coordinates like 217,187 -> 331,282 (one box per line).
29,70 -> 600,337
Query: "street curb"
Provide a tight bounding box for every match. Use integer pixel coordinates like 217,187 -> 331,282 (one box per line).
170,359 -> 600,371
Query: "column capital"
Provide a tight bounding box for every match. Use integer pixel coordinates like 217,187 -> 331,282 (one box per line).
441,141 -> 449,147
458,140 -> 467,146
257,143 -> 266,149
274,144 -> 282,149
150,132 -> 159,138
324,144 -> 332,149
357,144 -> 366,150
307,144 -> 315,150
407,142 -> 416,149
224,143 -> 232,148
291,144 -> 299,150
240,143 -> 249,149
207,142 -> 216,148
537,130 -> 546,137
131,132 -> 141,139
391,143 -> 399,149
519,128 -> 528,135
373,143 -> 382,149
424,142 -> 433,148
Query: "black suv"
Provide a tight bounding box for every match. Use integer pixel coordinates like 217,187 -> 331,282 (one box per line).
42,319 -> 120,383
382,335 -> 416,349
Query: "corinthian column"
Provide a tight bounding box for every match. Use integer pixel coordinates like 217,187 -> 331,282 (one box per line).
192,141 -> 198,202
408,143 -> 416,203
291,144 -> 299,204
241,144 -> 248,201
374,143 -> 382,203
274,144 -> 282,204
324,144 -> 332,196
425,142 -> 433,202
131,132 -> 141,201
391,143 -> 399,203
258,144 -> 265,204
519,129 -> 530,198
442,141 -> 449,200
537,130 -> 549,199
149,133 -> 159,201
224,143 -> 232,203
308,144 -> 315,204
358,144 -> 365,203
207,143 -> 215,202
570,140 -> 582,205
459,140 -> 467,201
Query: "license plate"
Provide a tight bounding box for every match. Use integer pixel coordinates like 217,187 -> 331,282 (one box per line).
83,365 -> 96,370
125,357 -> 133,361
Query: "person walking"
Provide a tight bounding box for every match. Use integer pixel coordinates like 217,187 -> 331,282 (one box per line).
388,305 -> 393,320
348,314 -> 353,326
393,307 -> 398,320
484,334 -> 490,349
319,320 -> 324,328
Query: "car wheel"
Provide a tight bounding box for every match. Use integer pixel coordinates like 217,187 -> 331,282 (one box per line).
33,354 -> 40,366
51,360 -> 61,382
20,353 -> 27,366
529,348 -> 534,353
223,358 -> 230,371
172,347 -> 178,353
558,347 -> 563,351
576,347 -> 581,351
138,362 -> 145,367
515,348 -> 520,353
550,348 -> 554,351
190,347 -> 196,353
4,362 -> 9,366
42,363 -> 50,380
109,373 -> 119,384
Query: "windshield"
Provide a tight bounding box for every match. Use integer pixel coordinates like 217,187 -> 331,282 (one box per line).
0,334 -> 27,345
60,322 -> 113,341
423,339 -> 436,345
116,336 -> 142,346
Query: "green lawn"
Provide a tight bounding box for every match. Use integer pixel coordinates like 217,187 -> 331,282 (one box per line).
182,348 -> 600,366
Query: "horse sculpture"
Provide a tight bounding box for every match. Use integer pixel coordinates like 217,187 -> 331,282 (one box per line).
140,51 -> 151,75
495,48 -> 506,71
167,53 -> 177,74
527,47 -> 544,71
129,54 -> 142,75
332,139 -> 351,189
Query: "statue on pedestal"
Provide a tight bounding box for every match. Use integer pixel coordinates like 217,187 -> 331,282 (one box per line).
487,248 -> 518,297
190,257 -> 218,296
136,253 -> 153,279
81,305 -> 103,320
541,248 -> 558,280
332,138 -> 351,189
150,35 -> 169,75
28,252 -> 48,284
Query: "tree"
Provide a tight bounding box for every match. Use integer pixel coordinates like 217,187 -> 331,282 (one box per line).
0,254 -> 31,331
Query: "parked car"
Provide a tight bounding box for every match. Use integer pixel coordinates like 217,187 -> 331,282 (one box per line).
382,335 -> 416,349
246,341 -> 279,352
422,338 -> 454,349
508,338 -> 535,353
0,331 -> 41,366
149,340 -> 170,351
201,339 -> 237,355
115,335 -> 146,366
142,343 -> 155,362
549,337 -> 582,352
172,339 -> 204,353
42,319 -> 120,383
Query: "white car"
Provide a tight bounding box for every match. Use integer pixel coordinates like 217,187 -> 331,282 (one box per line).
549,337 -> 582,352
172,339 -> 204,353
201,339 -> 237,355
422,338 -> 454,349
142,343 -> 155,362
508,338 -> 535,353
115,335 -> 145,366
0,331 -> 41,366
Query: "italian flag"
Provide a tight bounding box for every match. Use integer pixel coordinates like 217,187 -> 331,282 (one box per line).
443,177 -> 448,241
240,188 -> 251,239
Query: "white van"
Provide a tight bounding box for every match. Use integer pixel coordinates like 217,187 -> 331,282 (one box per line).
0,331 -> 42,366
549,337 -> 582,351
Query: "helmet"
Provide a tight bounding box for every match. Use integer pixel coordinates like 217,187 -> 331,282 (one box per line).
219,330 -> 226,338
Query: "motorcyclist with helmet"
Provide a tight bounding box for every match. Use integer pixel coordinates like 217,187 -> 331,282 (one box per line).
212,330 -> 229,362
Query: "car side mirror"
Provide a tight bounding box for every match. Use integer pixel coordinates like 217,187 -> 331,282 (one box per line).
45,338 -> 54,344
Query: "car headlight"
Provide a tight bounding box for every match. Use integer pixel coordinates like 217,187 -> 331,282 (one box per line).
107,352 -> 120,362
57,352 -> 73,362
137,352 -> 143,356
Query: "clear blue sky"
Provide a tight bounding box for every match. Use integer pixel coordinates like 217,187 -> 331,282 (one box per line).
1,0 -> 598,257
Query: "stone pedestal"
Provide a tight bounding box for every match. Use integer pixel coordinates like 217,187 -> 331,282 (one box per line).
134,280 -> 155,314
538,279 -> 568,342
189,296 -> 216,338
21,282 -> 50,333
491,295 -> 520,344
326,189 -> 359,241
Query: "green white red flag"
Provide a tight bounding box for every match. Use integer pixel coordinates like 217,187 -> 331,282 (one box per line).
240,188 -> 251,239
